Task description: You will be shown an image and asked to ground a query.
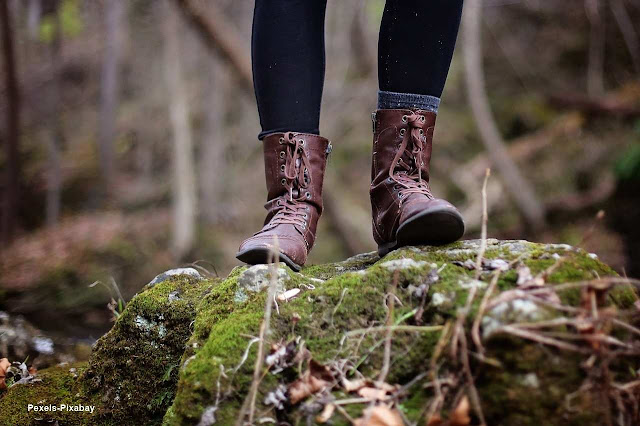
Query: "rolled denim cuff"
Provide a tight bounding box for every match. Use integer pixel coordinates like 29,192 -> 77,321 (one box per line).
377,90 -> 440,113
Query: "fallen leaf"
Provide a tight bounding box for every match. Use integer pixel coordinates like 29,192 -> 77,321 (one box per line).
341,377 -> 368,392
316,403 -> 336,423
0,358 -> 10,390
309,359 -> 334,382
354,405 -> 403,426
288,373 -> 328,404
425,413 -> 443,426
288,359 -> 333,404
450,395 -> 471,426
357,386 -> 388,401
265,339 -> 299,373
277,288 -> 301,302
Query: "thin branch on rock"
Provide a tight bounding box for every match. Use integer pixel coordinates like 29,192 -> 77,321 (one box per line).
378,271 -> 398,384
237,237 -> 280,426
474,168 -> 491,280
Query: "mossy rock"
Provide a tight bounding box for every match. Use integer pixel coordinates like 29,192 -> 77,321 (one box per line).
1,240 -> 638,425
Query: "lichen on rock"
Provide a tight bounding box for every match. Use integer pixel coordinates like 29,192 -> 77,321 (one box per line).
1,240 -> 638,425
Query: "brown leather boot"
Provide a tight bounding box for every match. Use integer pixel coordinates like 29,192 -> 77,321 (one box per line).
236,132 -> 331,271
370,109 -> 464,256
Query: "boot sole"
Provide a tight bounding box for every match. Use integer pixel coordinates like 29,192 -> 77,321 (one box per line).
378,206 -> 465,257
236,247 -> 302,272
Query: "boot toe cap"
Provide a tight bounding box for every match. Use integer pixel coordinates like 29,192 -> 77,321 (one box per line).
399,197 -> 459,224
237,233 -> 308,269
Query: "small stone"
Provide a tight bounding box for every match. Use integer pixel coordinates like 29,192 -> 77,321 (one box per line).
458,278 -> 487,290
588,253 -> 598,259
453,259 -> 477,270
168,290 -> 181,302
483,259 -> 509,271
516,265 -> 534,286
521,373 -> 540,388
235,265 -> 289,303
380,258 -> 427,271
148,268 -> 202,287
431,292 -> 450,307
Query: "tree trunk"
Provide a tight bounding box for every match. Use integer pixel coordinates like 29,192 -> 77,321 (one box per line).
98,0 -> 124,199
45,7 -> 63,227
200,55 -> 227,224
462,0 -> 546,231
585,0 -> 606,96
1,0 -> 21,243
26,0 -> 41,40
162,0 -> 197,260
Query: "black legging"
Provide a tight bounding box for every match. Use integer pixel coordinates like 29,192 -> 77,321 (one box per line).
252,0 -> 464,139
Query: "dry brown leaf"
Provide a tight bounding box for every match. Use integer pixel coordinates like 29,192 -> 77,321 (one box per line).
0,358 -> 10,390
309,359 -> 333,382
342,377 -> 368,392
358,386 -> 388,401
354,405 -> 403,426
288,373 -> 328,404
450,395 -> 471,426
425,414 -> 443,426
316,403 -> 336,423
288,359 -> 333,404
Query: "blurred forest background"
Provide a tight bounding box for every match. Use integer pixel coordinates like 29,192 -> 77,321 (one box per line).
1,0 -> 640,341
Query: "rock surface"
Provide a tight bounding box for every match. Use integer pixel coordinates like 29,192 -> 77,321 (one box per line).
1,240 -> 638,425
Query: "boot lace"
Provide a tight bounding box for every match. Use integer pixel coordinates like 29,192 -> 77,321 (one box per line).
388,112 -> 433,199
268,132 -> 312,231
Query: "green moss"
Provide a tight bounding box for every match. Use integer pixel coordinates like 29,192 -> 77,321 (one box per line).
0,364 -> 92,426
78,275 -> 213,425
4,240 -> 636,425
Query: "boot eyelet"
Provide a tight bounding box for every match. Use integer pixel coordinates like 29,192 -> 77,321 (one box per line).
420,115 -> 425,122
277,200 -> 282,206
305,206 -> 310,211
302,223 -> 306,229
419,129 -> 424,135
303,214 -> 308,219
281,178 -> 286,185
279,137 -> 284,144
402,115 -> 408,123
279,151 -> 285,158
300,140 -> 305,146
399,192 -> 404,198
280,165 -> 285,172
399,128 -> 406,136
306,192 -> 311,199
386,177 -> 393,183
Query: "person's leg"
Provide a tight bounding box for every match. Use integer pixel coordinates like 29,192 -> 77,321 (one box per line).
252,0 -> 328,139
377,0 -> 464,111
238,0 -> 331,270
370,0 -> 465,256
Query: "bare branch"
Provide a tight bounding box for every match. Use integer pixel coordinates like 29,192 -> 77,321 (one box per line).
462,0 -> 546,230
